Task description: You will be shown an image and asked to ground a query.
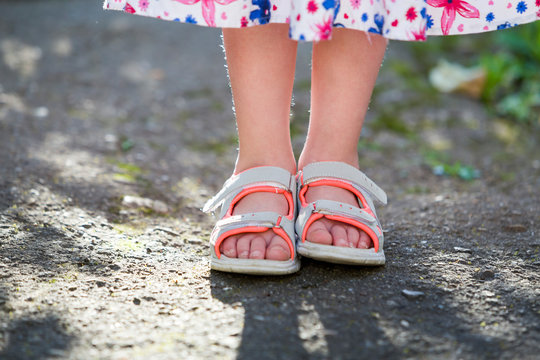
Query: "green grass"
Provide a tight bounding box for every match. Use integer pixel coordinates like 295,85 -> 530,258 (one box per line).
422,149 -> 480,181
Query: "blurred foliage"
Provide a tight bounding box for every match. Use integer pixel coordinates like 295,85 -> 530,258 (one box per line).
410,21 -> 540,126
423,149 -> 481,181
481,22 -> 540,124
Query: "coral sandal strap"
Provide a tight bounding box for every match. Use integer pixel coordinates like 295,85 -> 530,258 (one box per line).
296,199 -> 384,252
210,212 -> 296,260
203,166 -> 296,217
295,162 -> 387,265
203,166 -> 300,275
299,161 -> 387,205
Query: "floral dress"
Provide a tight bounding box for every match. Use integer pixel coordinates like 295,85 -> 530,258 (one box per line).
104,0 -> 540,41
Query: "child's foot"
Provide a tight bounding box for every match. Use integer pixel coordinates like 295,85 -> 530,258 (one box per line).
303,177 -> 373,249
219,192 -> 291,260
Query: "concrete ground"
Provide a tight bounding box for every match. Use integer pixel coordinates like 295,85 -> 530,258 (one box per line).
0,1 -> 539,359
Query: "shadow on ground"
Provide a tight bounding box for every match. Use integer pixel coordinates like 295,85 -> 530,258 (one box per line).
0,312 -> 74,360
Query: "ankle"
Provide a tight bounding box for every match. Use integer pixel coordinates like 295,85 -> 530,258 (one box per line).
234,152 -> 297,174
298,150 -> 359,171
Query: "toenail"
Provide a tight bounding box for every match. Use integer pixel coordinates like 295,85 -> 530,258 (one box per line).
224,249 -> 235,256
251,251 -> 261,257
239,251 -> 249,257
348,242 -> 354,248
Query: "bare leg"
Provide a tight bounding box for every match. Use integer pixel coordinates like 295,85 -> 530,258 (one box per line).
220,24 -> 298,260
298,29 -> 387,248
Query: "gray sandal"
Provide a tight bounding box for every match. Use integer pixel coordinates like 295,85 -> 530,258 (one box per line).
295,162 -> 387,265
203,166 -> 301,275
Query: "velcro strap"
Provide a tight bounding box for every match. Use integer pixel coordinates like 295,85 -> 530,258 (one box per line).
203,167 -> 295,213
214,211 -> 283,229
300,162 -> 387,205
210,212 -> 296,256
311,199 -> 377,225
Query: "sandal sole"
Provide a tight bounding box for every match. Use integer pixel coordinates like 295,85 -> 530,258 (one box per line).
211,254 -> 301,275
297,241 -> 385,266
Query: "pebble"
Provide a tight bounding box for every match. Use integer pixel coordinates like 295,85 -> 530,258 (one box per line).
454,246 -> 472,253
400,320 -> 410,328
481,290 -> 495,297
104,134 -> 118,143
48,349 -> 65,357
401,289 -> 425,299
133,298 -> 141,305
33,106 -> 49,118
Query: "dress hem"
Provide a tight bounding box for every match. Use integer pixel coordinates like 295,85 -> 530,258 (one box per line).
103,2 -> 540,42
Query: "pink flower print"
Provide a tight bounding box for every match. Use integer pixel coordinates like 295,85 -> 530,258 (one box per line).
173,0 -> 238,26
124,2 -> 136,13
350,0 -> 361,10
240,16 -> 249,27
408,26 -> 426,41
313,15 -> 333,40
307,0 -> 318,14
138,0 -> 149,11
427,0 -> 479,35
406,7 -> 417,22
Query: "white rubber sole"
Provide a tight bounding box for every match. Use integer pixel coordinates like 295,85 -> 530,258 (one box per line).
297,241 -> 385,266
211,253 -> 301,275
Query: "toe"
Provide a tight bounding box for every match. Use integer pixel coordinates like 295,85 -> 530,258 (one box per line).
331,224 -> 349,247
249,236 -> 266,259
266,235 -> 290,261
236,233 -> 254,259
347,226 -> 360,248
220,235 -> 238,258
306,219 -> 332,245
357,231 -> 372,249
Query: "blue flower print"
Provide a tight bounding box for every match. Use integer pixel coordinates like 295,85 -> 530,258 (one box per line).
516,1 -> 527,14
368,14 -> 384,35
497,21 -> 514,30
426,14 -> 434,29
322,0 -> 341,23
106,0 -> 540,42
250,0 -> 271,25
185,15 -> 197,23
322,0 -> 336,10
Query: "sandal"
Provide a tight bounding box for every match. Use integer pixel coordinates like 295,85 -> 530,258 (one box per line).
203,166 -> 301,275
295,161 -> 387,265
